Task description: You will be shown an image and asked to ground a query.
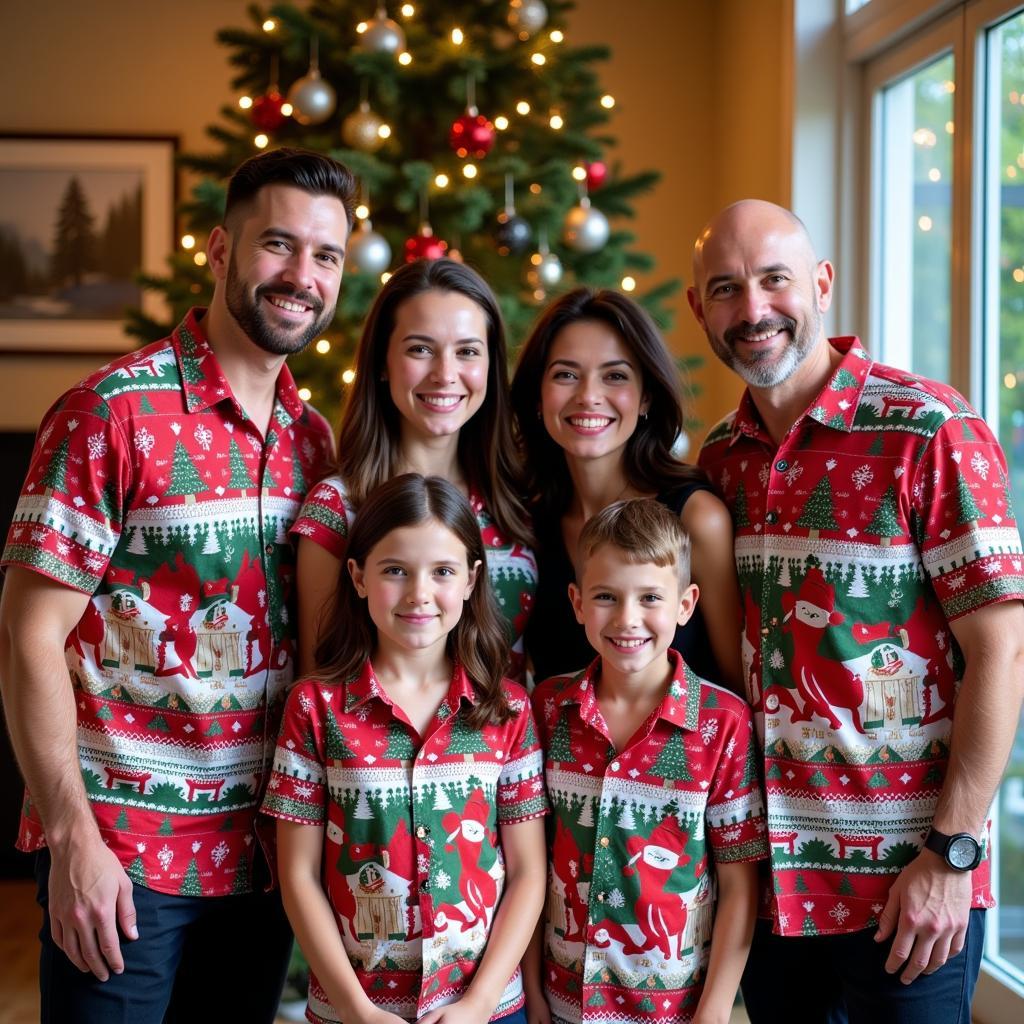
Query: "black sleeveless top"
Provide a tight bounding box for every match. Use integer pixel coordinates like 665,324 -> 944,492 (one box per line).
524,482 -> 720,684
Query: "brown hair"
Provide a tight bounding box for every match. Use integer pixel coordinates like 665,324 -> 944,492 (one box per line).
224,147 -> 357,231
511,288 -> 705,520
315,474 -> 513,726
335,259 -> 533,548
578,498 -> 692,586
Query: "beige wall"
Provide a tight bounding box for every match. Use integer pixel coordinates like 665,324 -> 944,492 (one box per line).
0,0 -> 790,436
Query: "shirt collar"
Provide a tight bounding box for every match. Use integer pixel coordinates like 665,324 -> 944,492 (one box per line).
555,649 -> 701,734
342,658 -> 478,715
728,336 -> 872,446
172,307 -> 306,426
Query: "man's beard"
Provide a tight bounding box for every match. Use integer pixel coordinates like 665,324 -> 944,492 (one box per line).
225,256 -> 334,356
709,309 -> 820,389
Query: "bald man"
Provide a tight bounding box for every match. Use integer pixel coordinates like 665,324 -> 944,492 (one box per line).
689,200 -> 1024,1022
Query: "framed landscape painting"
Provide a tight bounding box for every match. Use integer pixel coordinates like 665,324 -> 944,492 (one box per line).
0,135 -> 176,354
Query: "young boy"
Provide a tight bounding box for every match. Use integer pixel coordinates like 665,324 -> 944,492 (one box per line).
525,499 -> 767,1024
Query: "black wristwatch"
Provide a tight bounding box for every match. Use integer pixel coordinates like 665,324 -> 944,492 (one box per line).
924,828 -> 982,872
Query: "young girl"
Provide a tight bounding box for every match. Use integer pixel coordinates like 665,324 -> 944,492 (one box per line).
263,474 -> 547,1024
293,259 -> 536,682
510,288 -> 742,691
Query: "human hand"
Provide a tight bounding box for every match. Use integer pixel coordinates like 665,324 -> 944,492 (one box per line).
874,851 -> 972,984
417,994 -> 491,1024
524,985 -> 552,1024
47,833 -> 137,980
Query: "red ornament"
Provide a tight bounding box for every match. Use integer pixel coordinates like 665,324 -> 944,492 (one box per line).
448,110 -> 496,160
403,226 -> 448,263
586,160 -> 608,190
251,90 -> 287,131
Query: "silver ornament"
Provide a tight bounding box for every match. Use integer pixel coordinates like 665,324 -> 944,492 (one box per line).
562,198 -> 609,253
359,7 -> 406,54
508,0 -> 548,37
288,69 -> 337,125
348,221 -> 392,275
527,251 -> 563,288
342,101 -> 386,152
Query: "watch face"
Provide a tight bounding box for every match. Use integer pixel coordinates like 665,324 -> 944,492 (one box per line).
948,836 -> 979,870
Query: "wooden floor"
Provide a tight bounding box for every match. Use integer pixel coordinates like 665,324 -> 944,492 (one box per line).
0,878 -> 750,1023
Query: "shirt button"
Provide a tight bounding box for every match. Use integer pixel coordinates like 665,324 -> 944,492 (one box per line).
765,511 -> 778,525
420,880 -> 430,892
776,460 -> 789,472
761,627 -> 770,637
596,891 -> 606,902
415,826 -> 427,839
610,761 -> 621,772
265,543 -> 274,555
600,837 -> 610,848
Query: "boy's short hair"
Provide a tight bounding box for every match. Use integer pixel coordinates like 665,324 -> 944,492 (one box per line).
577,498 -> 692,586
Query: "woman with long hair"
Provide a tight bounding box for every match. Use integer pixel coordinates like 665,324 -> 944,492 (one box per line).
293,258 -> 536,680
510,287 -> 742,688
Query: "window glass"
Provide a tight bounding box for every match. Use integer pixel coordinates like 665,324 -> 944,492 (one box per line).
876,52 -> 955,380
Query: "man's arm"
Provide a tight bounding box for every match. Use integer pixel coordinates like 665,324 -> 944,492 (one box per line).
0,567 -> 137,980
876,599 -> 1024,983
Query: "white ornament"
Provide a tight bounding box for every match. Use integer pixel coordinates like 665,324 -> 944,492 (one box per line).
358,6 -> 406,55
348,220 -> 392,274
508,0 -> 548,37
527,250 -> 563,288
288,69 -> 337,125
562,196 -> 609,253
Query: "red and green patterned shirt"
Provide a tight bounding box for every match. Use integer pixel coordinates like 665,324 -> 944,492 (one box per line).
698,337 -> 1024,937
532,652 -> 767,1024
291,474 -> 537,682
261,660 -> 547,1024
1,309 -> 334,896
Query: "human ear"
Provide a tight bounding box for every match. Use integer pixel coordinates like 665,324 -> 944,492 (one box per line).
815,259 -> 836,313
206,225 -> 230,282
676,583 -> 699,627
568,582 -> 585,626
686,285 -> 706,329
348,558 -> 367,598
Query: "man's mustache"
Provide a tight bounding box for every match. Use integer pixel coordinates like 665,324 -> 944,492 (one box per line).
724,317 -> 796,344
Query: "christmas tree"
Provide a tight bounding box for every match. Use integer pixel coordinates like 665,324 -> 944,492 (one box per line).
127,0 -> 681,418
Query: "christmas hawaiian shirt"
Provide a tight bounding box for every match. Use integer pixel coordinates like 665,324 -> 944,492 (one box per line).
291,474 -> 538,682
698,336 -> 1024,938
1,308 -> 334,896
261,660 -> 547,1024
532,651 -> 768,1024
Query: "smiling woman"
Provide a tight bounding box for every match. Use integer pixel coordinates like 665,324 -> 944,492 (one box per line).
292,258 -> 537,681
511,287 -> 744,691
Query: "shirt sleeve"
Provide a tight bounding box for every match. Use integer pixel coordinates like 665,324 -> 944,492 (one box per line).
496,686 -> 549,825
913,415 -> 1024,621
705,702 -> 769,864
288,476 -> 351,558
1,389 -> 129,593
261,681 -> 330,826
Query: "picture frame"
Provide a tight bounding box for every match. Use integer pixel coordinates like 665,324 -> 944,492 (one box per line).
0,134 -> 177,355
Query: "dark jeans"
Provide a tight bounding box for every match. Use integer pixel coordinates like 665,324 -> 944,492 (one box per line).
740,910 -> 985,1024
35,848 -> 293,1024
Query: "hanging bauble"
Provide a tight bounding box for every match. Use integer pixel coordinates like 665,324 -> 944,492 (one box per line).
288,69 -> 336,126
448,111 -> 496,160
404,224 -> 448,263
358,6 -> 406,54
494,212 -> 532,256
585,160 -> 608,190
348,220 -> 392,275
251,90 -> 287,131
342,101 -> 386,152
527,250 -> 563,288
562,196 -> 609,253
508,0 -> 548,37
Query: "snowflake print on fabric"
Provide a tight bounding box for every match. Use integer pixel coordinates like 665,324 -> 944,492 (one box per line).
134,427 -> 155,459
86,432 -> 107,460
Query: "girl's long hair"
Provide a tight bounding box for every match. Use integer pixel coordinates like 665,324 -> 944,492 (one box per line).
510,287 -> 705,520
315,473 -> 513,726
335,259 -> 533,548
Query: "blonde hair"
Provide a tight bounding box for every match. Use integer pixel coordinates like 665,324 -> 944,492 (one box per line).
577,498 -> 691,586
